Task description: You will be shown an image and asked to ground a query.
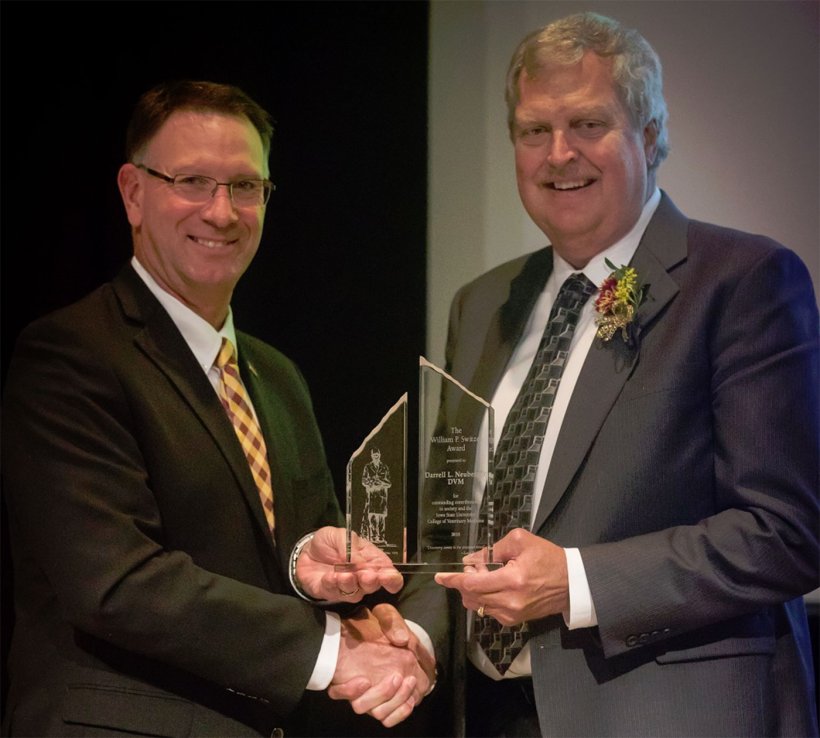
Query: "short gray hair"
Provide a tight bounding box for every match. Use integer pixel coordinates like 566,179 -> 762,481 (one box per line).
505,12 -> 669,170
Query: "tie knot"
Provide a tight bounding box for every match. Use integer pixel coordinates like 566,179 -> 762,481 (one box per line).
562,272 -> 597,301
547,273 -> 597,321
215,337 -> 237,371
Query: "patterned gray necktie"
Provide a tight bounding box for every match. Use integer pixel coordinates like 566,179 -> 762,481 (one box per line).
475,272 -> 596,675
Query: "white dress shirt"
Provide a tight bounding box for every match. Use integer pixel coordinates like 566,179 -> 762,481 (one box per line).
469,189 -> 661,680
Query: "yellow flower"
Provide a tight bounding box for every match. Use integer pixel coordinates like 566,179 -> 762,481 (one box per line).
594,261 -> 647,344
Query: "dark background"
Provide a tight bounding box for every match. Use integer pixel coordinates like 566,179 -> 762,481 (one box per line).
1,0 -> 430,463
1,0 -> 431,725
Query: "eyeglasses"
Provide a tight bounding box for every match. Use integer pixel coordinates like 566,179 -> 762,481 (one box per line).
136,165 -> 274,206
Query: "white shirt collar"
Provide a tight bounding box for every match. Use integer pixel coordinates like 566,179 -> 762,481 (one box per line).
130,256 -> 238,372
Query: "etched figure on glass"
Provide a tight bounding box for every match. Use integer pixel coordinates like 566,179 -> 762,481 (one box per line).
359,447 -> 392,545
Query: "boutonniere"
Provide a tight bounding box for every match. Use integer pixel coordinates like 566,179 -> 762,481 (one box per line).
594,259 -> 648,344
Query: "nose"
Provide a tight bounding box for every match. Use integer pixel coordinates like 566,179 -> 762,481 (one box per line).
546,130 -> 576,168
200,184 -> 239,227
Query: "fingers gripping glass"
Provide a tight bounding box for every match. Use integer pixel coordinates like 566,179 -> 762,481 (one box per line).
136,165 -> 274,206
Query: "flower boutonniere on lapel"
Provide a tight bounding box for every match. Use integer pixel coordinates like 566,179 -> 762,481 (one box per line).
594,259 -> 648,344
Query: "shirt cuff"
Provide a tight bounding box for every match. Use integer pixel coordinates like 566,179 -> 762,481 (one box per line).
405,620 -> 435,661
306,612 -> 341,690
405,620 -> 437,695
563,547 -> 598,629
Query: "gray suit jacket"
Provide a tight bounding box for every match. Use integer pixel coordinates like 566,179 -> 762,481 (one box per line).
444,193 -> 819,736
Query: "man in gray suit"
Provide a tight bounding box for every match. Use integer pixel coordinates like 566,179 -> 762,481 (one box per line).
435,12 -> 819,737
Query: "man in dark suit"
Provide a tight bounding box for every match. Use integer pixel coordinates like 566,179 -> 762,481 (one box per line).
434,12 -> 819,737
1,80 -> 441,736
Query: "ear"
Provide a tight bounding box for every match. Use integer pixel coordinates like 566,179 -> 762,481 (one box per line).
117,163 -> 144,227
643,119 -> 659,168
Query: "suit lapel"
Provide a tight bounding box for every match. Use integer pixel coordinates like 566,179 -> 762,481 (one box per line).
470,249 -> 554,404
454,249 -> 553,441
531,193 -> 689,531
113,266 -> 278,554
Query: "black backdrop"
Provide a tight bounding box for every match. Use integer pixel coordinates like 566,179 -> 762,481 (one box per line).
1,0 -> 430,723
1,0 -> 429,468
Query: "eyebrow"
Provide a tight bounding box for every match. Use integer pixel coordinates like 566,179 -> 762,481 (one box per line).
516,104 -> 614,124
168,161 -> 265,179
570,107 -> 612,120
172,167 -> 267,180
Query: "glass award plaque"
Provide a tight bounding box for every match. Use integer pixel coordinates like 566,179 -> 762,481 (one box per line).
340,357 -> 498,572
343,394 -> 408,567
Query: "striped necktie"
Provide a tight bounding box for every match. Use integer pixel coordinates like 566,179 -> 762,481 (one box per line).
475,272 -> 596,674
214,338 -> 275,534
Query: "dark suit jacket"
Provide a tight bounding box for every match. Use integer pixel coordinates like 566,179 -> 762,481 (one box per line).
443,193 -> 819,737
0,264 -> 445,737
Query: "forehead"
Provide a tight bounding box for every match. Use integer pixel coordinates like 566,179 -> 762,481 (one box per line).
516,52 -> 621,116
145,110 -> 266,171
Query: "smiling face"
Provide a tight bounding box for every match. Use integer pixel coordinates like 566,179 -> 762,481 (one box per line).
513,51 -> 657,268
118,110 -> 268,327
